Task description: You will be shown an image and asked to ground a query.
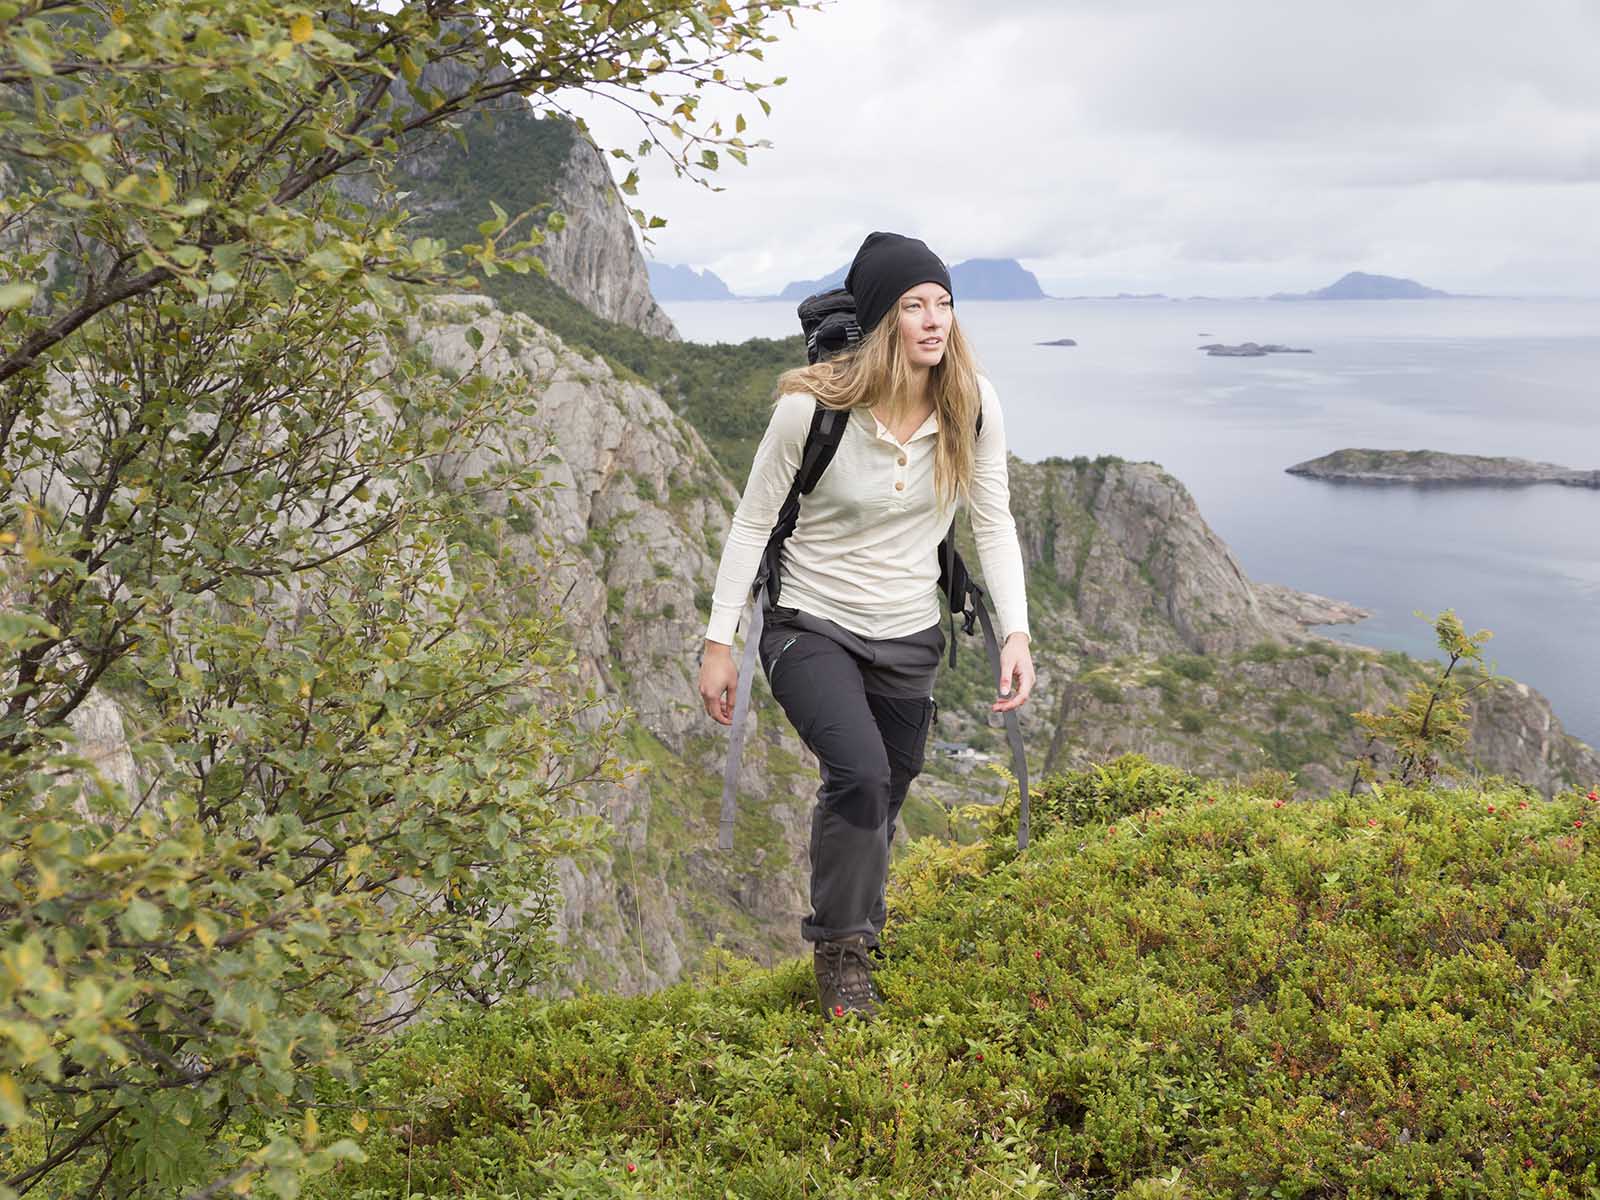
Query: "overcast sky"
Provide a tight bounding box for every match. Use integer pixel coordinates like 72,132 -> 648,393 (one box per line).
565,0 -> 1600,298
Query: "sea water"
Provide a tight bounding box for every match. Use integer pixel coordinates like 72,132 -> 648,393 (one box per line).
662,297 -> 1600,750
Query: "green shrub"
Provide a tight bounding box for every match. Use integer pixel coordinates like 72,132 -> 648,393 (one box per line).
1178,709 -> 1206,734
1235,766 -> 1298,803
1168,654 -> 1214,683
304,774 -> 1600,1199
1244,641 -> 1284,664
1087,676 -> 1125,705
984,754 -> 1203,855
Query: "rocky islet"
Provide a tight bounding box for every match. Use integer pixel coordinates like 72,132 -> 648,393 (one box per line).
1288,448 -> 1600,488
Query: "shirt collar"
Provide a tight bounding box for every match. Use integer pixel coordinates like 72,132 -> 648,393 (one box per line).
864,405 -> 940,443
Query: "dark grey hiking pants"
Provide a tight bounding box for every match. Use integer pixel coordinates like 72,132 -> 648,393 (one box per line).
757,600 -> 944,945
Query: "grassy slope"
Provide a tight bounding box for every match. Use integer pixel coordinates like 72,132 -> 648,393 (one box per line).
315,759 -> 1600,1199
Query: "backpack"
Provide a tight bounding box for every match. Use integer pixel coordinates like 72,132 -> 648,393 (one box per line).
717,288 -> 1030,852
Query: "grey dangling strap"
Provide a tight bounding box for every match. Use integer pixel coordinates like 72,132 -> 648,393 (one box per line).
943,535 -> 958,668
718,595 -> 765,850
972,593 -> 1030,850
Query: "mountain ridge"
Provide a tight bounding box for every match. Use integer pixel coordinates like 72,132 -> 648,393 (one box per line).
1269,270 -> 1451,300
769,256 -> 1047,301
647,262 -> 738,301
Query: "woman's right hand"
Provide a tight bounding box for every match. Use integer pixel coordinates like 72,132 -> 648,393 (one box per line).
699,642 -> 738,725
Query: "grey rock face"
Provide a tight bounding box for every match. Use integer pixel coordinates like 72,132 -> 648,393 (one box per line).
1013,458 -> 1293,657
538,135 -> 679,341
979,454 -> 1598,798
416,296 -> 808,994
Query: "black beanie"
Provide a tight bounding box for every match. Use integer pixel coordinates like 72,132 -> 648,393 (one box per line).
844,231 -> 953,337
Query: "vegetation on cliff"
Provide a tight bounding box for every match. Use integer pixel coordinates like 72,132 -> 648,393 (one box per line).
308,755 -> 1600,1198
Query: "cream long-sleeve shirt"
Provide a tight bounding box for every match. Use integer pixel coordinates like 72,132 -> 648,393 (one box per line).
705,373 -> 1030,647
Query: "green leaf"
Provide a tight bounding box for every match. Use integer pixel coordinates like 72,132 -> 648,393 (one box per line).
0,282 -> 37,311
10,33 -> 53,76
95,28 -> 133,59
124,898 -> 162,940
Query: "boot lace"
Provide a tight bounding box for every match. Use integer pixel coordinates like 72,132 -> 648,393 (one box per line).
818,938 -> 879,1009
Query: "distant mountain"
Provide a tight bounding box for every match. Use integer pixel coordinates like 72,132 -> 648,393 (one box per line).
647,262 -> 737,301
776,264 -> 848,301
774,257 -> 1045,302
1269,271 -> 1451,301
949,258 -> 1046,299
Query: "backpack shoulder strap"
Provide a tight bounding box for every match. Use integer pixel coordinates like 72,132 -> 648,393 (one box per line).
798,400 -> 848,493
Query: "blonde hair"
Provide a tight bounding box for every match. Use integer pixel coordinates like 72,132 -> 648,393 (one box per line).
774,301 -> 983,510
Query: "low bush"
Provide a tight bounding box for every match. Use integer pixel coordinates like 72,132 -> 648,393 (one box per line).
1166,654 -> 1215,683
299,759 -> 1600,1198
1087,677 -> 1125,705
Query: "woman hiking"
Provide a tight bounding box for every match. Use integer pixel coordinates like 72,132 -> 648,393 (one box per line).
697,231 -> 1034,1020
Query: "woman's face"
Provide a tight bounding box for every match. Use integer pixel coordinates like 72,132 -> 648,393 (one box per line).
894,281 -> 953,370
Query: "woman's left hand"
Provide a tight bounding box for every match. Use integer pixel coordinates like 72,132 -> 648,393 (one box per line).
993,633 -> 1035,713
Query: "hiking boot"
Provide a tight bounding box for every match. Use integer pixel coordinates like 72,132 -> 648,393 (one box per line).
814,934 -> 880,1020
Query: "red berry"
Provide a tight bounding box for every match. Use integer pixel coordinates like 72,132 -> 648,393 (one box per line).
1108,826 -> 1116,835
975,1053 -> 983,1061
1524,1157 -> 1533,1168
1367,818 -> 1378,827
1487,805 -> 1495,813
626,1163 -> 637,1174
1272,799 -> 1284,809
1033,949 -> 1041,959
1575,820 -> 1584,829
901,1081 -> 910,1089
833,1004 -> 844,1017
1588,791 -> 1597,801
1519,802 -> 1529,809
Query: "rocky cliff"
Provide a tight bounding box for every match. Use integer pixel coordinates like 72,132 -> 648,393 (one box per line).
413,295 -> 808,994
535,133 -> 679,340
388,69 -> 678,342
940,455 -> 1600,799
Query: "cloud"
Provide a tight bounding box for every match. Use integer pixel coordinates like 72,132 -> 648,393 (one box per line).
563,0 -> 1600,295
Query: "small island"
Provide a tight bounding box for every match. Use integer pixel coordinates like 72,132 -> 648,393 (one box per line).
1287,449 -> 1600,488
1199,342 -> 1313,357
1037,337 -> 1077,347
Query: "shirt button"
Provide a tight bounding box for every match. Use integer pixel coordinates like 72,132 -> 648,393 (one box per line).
897,455 -> 907,466
894,480 -> 905,491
